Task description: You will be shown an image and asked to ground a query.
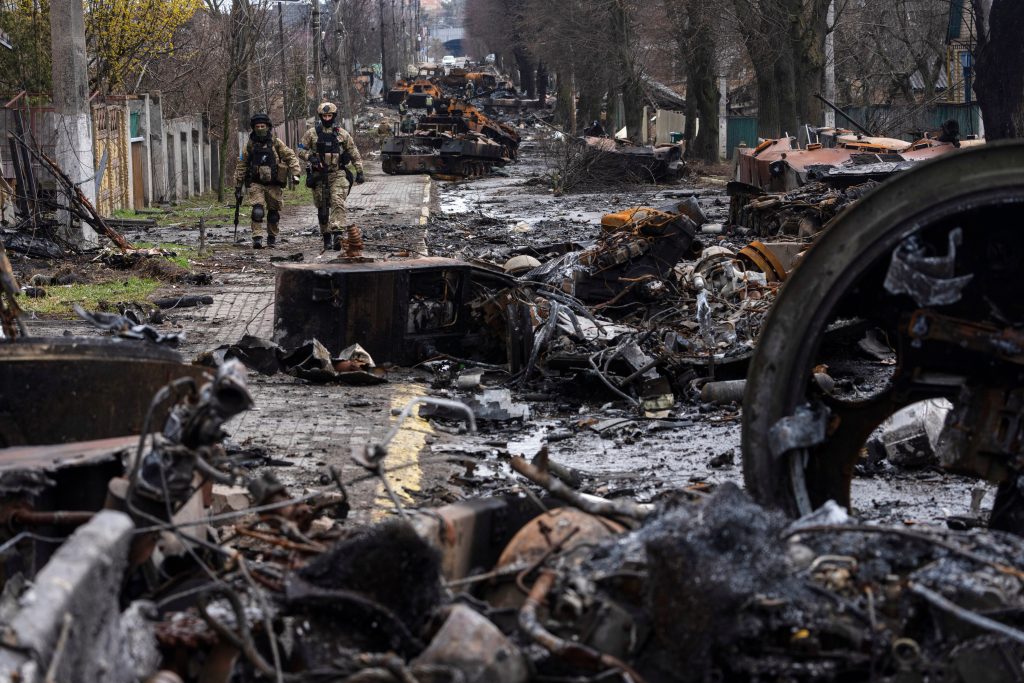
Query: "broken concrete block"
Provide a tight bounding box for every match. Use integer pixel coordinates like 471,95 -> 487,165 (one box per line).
465,389 -> 530,422
866,399 -> 952,469
0,511 -> 152,683
211,485 -> 252,515
413,604 -> 529,683
455,369 -> 485,390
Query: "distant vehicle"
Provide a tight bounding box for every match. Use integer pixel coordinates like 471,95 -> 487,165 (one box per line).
441,55 -> 456,67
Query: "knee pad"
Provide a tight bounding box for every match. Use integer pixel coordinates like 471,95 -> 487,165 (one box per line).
267,208 -> 280,224
251,204 -> 265,222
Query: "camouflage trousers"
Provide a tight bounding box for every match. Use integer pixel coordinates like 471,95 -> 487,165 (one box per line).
247,183 -> 284,238
312,170 -> 352,234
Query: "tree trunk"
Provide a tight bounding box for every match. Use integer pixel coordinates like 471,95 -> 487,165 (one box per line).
537,60 -> 548,105
755,53 -> 798,139
733,0 -> 829,139
610,0 -> 643,138
975,0 -> 1024,139
577,83 -> 602,130
514,47 -> 535,98
790,0 -> 828,131
554,66 -> 573,129
684,0 -> 720,162
217,80 -> 233,203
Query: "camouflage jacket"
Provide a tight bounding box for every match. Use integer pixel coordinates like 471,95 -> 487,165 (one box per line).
233,135 -> 301,186
298,123 -> 364,174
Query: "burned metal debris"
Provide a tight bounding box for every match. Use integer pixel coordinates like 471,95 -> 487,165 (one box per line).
741,141 -> 1024,534
382,98 -> 522,178
197,334 -> 386,385
728,127 -> 985,237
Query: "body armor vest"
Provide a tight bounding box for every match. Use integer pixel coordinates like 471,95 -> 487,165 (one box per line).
248,137 -> 280,185
314,124 -> 351,169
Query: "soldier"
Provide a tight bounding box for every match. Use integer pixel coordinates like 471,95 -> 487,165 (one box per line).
297,102 -> 366,251
233,113 -> 301,249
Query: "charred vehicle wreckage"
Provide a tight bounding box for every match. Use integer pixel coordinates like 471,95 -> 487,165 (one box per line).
382,98 -> 522,178
2,112 -> 1024,683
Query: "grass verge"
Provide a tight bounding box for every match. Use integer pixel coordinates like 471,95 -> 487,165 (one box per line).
133,242 -> 197,269
20,277 -> 160,317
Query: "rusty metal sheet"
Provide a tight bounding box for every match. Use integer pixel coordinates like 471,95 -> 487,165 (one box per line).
0,435 -> 137,473
0,338 -> 208,447
900,140 -> 961,161
739,241 -> 790,282
737,141 -> 855,191
835,134 -> 911,152
273,258 -> 507,365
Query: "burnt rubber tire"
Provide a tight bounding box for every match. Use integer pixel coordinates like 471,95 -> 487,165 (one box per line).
742,141 -> 1024,516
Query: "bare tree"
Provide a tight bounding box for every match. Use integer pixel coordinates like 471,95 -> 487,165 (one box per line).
974,0 -> 1024,138
731,0 -> 830,138
203,0 -> 270,201
663,0 -> 720,161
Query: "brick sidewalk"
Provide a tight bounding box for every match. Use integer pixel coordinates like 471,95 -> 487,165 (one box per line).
165,161 -> 432,354
23,163 -> 443,517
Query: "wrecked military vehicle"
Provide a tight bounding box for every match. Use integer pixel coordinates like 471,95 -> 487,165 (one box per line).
382,99 -> 521,178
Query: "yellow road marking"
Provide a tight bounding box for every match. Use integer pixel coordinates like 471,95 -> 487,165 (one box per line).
372,384 -> 432,520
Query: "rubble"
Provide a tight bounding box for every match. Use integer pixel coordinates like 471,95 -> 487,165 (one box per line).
198,335 -> 387,385
2,63 -> 1020,683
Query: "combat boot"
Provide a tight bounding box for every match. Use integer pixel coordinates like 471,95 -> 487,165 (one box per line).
267,233 -> 276,247
333,231 -> 342,251
323,233 -> 333,250
252,236 -> 263,249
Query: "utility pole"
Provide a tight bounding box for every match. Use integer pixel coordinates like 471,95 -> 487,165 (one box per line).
277,3 -> 290,145
312,0 -> 323,109
824,0 -> 836,128
379,0 -> 387,87
49,0 -> 97,243
333,0 -> 354,131
414,0 -> 420,62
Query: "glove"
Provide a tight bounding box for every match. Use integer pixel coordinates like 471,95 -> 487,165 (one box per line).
355,171 -> 366,184
234,186 -> 243,203
310,156 -> 324,172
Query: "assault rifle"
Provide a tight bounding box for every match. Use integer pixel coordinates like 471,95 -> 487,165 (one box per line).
232,185 -> 243,243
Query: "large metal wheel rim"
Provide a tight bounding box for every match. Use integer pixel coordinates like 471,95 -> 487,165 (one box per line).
741,141 -> 1024,516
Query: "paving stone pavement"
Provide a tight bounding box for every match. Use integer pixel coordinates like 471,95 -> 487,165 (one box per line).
172,163 -> 440,510
25,163 -> 445,518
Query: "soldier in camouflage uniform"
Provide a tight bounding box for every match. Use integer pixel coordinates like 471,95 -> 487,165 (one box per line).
233,113 -> 301,249
297,102 -> 366,251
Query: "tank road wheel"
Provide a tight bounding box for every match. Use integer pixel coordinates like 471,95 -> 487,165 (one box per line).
742,142 -> 1024,527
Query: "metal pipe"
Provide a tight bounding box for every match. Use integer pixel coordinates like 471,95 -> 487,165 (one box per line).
9,509 -> 95,527
814,93 -> 873,137
519,569 -> 647,683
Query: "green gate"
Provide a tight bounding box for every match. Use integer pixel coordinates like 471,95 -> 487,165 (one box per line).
726,117 -> 758,158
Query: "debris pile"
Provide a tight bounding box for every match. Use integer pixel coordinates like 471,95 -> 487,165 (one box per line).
2,120 -> 134,256
728,179 -> 879,237
433,200 -> 793,415
198,335 -> 387,385
6,407 -> 1022,683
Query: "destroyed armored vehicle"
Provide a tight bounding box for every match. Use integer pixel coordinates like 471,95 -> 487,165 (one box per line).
382,99 -> 521,177
742,141 -> 1024,533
